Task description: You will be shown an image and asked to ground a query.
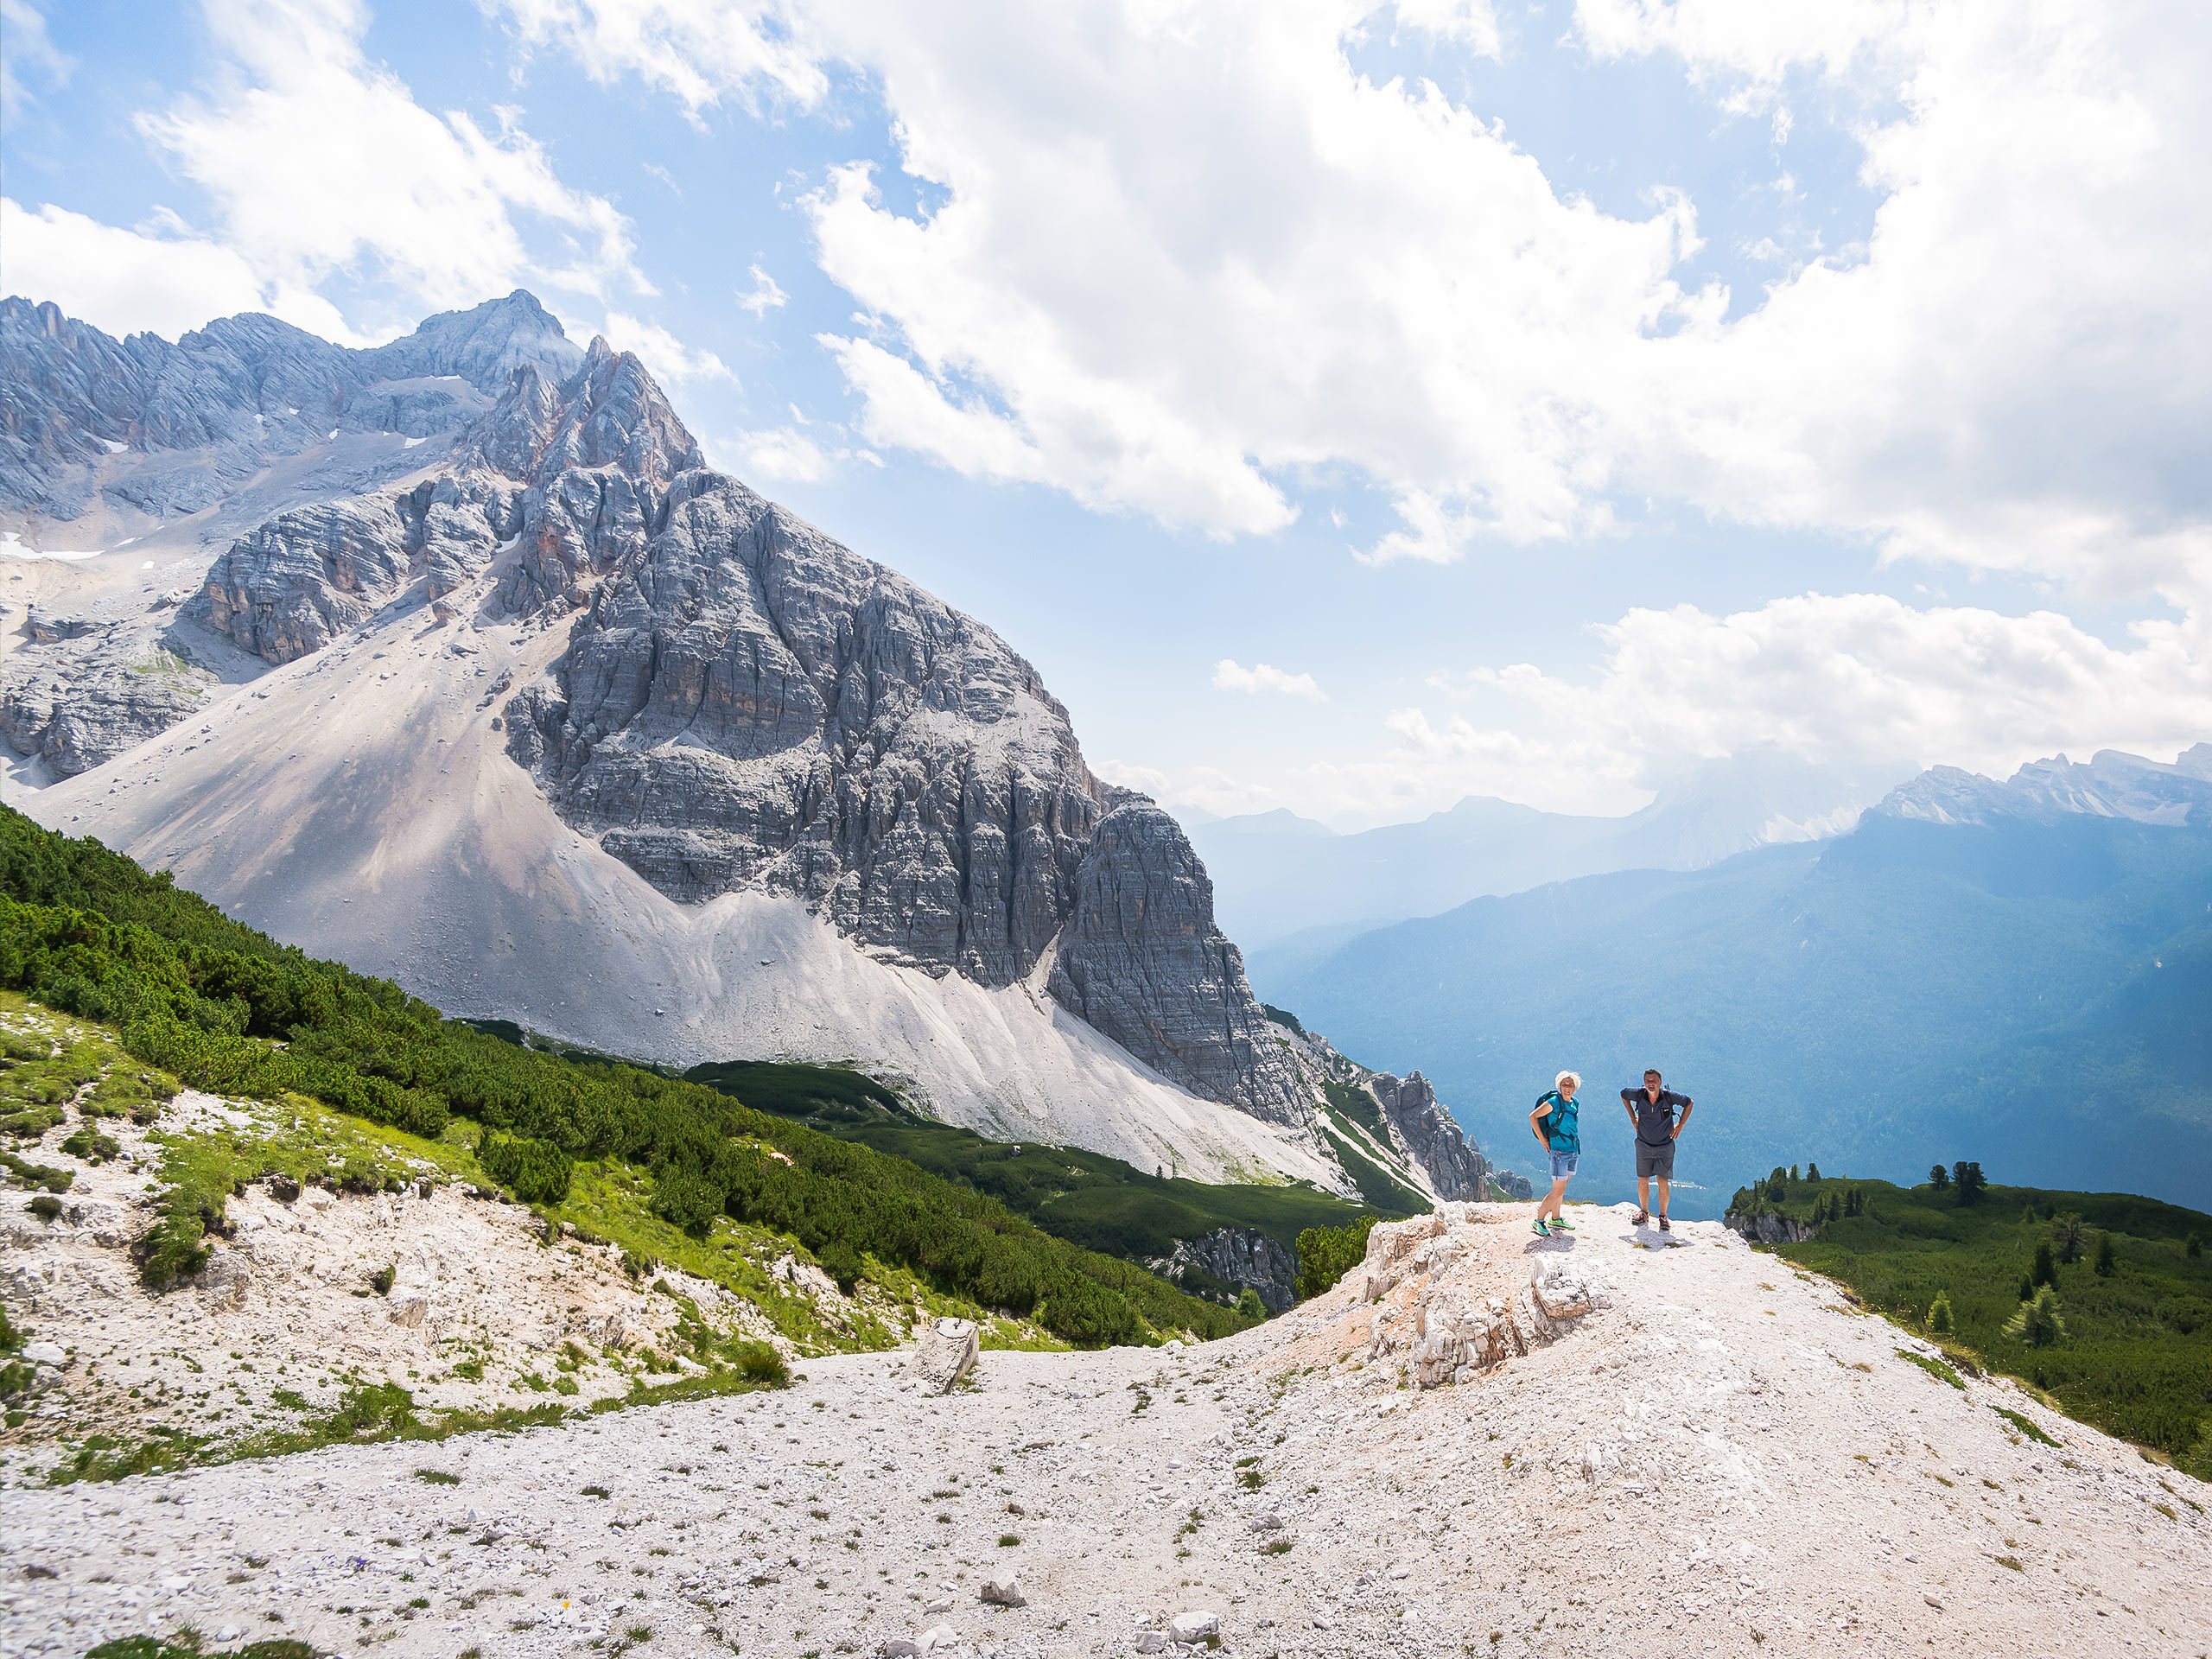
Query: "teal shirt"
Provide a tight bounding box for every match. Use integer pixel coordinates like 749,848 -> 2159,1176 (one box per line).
1537,1090 -> 1580,1154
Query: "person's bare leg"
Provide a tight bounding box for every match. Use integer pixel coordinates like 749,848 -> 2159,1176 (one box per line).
1542,1177 -> 1569,1222
1656,1174 -> 1670,1219
1636,1173 -> 1651,1218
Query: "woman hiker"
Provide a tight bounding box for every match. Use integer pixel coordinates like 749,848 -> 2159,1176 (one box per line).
1528,1071 -> 1581,1237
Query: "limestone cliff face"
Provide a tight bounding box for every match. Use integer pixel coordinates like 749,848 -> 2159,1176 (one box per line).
506,470 -> 1106,988
1263,1011 -> 1513,1203
1047,800 -> 1310,1124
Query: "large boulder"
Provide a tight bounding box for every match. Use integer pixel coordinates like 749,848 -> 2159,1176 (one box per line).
909,1317 -> 979,1393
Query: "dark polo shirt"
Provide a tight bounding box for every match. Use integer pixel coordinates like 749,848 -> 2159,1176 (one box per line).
1624,1086 -> 1691,1146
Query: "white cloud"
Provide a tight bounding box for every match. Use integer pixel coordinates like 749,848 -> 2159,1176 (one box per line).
0,0 -> 72,119
723,423 -> 836,484
514,0 -> 2212,619
601,310 -> 736,385
1356,589 -> 2212,815
1214,659 -> 1329,702
736,263 -> 788,317
0,198 -> 357,342
492,0 -> 827,115
36,0 -> 651,340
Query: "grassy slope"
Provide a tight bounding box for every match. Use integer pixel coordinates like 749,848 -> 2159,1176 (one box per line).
681,1058 -> 1390,1274
0,807 -> 1256,1351
1734,1171 -> 2212,1467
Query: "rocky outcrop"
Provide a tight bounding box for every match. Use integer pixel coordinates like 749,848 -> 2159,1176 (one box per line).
1260,1011 -> 1504,1202
0,626 -> 210,778
1363,1071 -> 1484,1200
1726,1212 -> 1818,1244
1048,801 -> 1309,1124
194,336 -> 687,665
1156,1226 -> 1299,1313
505,470 -> 1106,982
1352,1206 -> 1604,1388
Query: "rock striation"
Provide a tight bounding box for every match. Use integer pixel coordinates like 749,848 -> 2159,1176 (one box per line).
0,624 -> 210,778
1047,800 -> 1307,1122
1260,1010 -> 1517,1202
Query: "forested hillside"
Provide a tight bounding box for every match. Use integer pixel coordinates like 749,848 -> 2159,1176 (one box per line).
1729,1167 -> 2212,1473
1256,811 -> 2212,1215
0,808 -> 1255,1346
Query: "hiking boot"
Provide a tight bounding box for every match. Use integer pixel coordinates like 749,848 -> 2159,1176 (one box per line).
1531,1217 -> 1551,1236
1658,1216 -> 1672,1231
1633,1211 -> 1649,1226
1547,1214 -> 1574,1231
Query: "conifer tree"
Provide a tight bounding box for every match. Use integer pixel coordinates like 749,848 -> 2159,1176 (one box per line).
1789,1164 -> 1800,1182
1929,1163 -> 1950,1189
2017,1273 -> 2035,1301
2031,1240 -> 2056,1289
2188,1232 -> 2202,1260
1927,1291 -> 1955,1336
1806,1161 -> 1820,1181
2002,1286 -> 2065,1347
2094,1230 -> 2116,1277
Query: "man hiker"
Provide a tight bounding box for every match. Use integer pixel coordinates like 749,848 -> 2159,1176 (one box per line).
1527,1071 -> 1581,1237
1622,1069 -> 1692,1231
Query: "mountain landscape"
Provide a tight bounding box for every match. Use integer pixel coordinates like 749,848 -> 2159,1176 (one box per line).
0,292 -> 1497,1218
2,289 -> 2207,1659
1253,748 -> 2212,1216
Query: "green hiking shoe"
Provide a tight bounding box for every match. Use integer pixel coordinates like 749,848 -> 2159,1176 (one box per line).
1531,1217 -> 1551,1236
1547,1214 -> 1575,1231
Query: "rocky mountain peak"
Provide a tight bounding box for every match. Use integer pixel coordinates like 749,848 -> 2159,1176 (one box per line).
1873,748 -> 2212,828
356,289 -> 584,395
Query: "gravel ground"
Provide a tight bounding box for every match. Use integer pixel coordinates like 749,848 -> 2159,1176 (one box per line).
5,1205 -> 2208,1659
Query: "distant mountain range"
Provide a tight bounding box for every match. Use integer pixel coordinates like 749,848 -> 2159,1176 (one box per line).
1187,749 -> 1908,952
1253,748 -> 2212,1217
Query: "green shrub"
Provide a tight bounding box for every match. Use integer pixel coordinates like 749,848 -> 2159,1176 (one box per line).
1294,1215 -> 1379,1301
1235,1287 -> 1267,1320
478,1134 -> 573,1205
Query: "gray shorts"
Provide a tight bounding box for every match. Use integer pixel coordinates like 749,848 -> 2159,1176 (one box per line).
1636,1139 -> 1675,1179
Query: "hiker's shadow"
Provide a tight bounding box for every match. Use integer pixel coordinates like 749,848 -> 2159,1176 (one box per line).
1522,1236 -> 1577,1255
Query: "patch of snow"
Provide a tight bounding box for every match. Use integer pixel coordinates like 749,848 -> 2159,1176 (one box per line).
0,532 -> 106,562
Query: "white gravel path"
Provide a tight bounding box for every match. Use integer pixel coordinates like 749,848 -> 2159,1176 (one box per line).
6,1206 -> 2208,1659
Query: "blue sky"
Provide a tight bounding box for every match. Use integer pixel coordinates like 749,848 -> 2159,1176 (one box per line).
4,0 -> 2207,826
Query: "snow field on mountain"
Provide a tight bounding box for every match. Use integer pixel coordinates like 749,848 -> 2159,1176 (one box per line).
6,1205 -> 2204,1659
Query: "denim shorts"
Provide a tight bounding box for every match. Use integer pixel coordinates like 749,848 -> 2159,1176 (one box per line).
1548,1150 -> 1580,1181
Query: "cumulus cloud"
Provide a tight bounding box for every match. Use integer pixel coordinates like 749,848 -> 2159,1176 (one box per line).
1357,589 -> 2212,815
601,311 -> 736,386
505,0 -> 2212,615
7,0 -> 659,345
130,0 -> 647,322
1214,659 -> 1328,702
0,198 -> 357,342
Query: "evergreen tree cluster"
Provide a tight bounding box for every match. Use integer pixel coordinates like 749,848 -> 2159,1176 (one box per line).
0,809 -> 1253,1345
1293,1215 -> 1381,1301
